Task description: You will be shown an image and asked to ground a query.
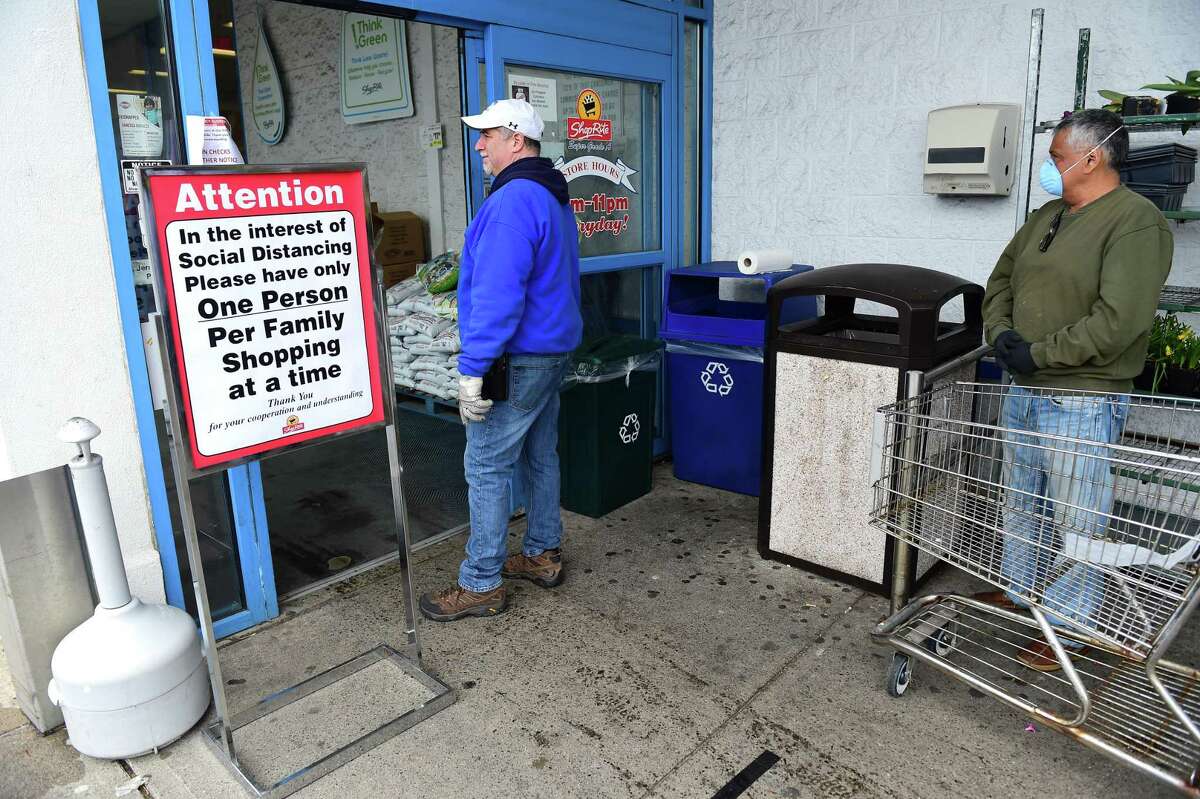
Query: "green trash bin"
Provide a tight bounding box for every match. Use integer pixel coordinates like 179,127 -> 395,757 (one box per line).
558,336 -> 661,518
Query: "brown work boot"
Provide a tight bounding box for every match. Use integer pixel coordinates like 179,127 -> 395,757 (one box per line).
972,590 -> 1020,611
501,548 -> 564,588
419,584 -> 507,622
1018,638 -> 1088,672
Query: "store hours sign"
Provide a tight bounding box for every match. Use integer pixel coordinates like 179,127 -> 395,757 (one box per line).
141,167 -> 385,471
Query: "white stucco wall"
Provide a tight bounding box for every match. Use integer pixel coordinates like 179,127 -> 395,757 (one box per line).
712,0 -> 1200,293
0,1 -> 164,603
233,2 -> 469,252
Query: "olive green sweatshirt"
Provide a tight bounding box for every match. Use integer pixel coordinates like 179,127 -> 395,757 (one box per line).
982,185 -> 1174,393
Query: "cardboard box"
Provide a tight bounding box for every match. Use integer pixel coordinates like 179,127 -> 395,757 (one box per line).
383,260 -> 419,288
373,208 -> 427,266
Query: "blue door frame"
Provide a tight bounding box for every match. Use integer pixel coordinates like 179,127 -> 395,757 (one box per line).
76,0 -> 278,638
78,0 -> 710,638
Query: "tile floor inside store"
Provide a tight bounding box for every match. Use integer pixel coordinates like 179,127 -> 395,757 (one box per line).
1,465 -> 1188,798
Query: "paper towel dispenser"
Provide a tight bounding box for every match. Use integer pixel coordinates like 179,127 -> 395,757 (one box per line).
923,103 -> 1021,195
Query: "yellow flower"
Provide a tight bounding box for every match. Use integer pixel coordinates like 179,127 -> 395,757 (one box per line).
1180,331 -> 1190,340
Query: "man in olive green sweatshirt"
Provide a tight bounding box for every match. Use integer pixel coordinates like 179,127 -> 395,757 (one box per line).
980,109 -> 1173,671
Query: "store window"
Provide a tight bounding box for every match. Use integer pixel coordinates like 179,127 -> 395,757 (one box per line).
504,65 -> 661,258
98,0 -> 182,322
96,0 -> 247,622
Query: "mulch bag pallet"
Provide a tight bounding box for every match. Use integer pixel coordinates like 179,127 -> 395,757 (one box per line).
385,252 -> 462,402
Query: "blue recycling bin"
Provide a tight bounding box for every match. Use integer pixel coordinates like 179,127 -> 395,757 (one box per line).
662,262 -> 816,495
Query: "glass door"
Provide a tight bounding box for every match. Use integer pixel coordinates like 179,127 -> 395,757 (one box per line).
483,27 -> 674,447
484,27 -> 673,274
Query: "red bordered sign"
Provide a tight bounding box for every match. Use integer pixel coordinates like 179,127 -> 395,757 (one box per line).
142,166 -> 385,472
566,118 -> 612,141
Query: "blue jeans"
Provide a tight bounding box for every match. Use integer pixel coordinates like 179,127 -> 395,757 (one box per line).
458,354 -> 571,592
1000,386 -> 1129,638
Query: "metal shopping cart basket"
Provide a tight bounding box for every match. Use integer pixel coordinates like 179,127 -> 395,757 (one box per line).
869,372 -> 1200,794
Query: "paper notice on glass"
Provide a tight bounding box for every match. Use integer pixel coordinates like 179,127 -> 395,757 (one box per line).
507,74 -> 557,122
130,257 -> 153,287
341,14 -> 414,124
184,116 -> 244,165
116,94 -> 164,157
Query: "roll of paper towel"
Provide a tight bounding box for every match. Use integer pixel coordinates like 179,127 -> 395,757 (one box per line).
737,249 -> 793,275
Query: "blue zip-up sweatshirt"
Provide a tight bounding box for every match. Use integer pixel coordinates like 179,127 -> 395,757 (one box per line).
457,157 -> 582,377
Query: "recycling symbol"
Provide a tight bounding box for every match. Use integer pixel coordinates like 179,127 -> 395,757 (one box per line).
618,413 -> 640,444
700,361 -> 734,397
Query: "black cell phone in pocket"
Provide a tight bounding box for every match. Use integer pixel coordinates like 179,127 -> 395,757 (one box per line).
481,354 -> 509,401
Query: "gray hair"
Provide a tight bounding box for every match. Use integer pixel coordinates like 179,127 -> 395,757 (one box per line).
1054,109 -> 1128,170
494,126 -> 541,155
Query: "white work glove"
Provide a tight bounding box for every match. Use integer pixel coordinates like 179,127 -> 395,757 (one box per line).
458,376 -> 493,424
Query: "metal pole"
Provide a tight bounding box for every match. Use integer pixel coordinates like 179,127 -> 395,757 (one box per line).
1015,8 -> 1045,233
385,422 -> 420,659
371,232 -> 421,661
890,370 -> 927,615
1073,28 -> 1091,111
152,313 -> 237,762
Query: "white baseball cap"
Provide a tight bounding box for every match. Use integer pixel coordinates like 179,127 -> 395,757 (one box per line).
461,99 -> 545,140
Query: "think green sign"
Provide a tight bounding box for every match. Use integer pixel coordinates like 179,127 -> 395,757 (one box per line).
341,13 -> 414,124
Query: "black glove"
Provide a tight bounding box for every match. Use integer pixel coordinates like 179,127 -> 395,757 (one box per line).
993,330 -> 1038,376
993,330 -> 1019,361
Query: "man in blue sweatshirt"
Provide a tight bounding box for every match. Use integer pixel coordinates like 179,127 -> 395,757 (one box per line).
420,99 -> 583,622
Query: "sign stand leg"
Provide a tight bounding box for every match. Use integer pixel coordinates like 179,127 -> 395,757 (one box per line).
153,313 -> 236,762
384,422 -> 420,660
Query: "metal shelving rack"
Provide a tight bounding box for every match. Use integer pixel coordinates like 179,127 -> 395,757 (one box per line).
1016,13 -> 1198,316
1033,114 -> 1200,226
1159,286 -> 1200,314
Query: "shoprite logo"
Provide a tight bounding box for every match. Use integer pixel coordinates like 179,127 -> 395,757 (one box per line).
567,118 -> 612,141
576,88 -> 602,120
618,413 -> 640,444
282,414 -> 305,434
700,362 -> 733,397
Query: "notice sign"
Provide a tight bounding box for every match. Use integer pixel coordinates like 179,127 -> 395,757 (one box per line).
507,74 -> 557,122
185,116 -> 245,166
142,168 -> 385,470
121,158 -> 172,194
116,94 -> 164,157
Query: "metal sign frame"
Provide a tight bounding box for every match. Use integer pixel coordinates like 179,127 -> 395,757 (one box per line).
140,163 -> 393,480
140,163 -> 453,798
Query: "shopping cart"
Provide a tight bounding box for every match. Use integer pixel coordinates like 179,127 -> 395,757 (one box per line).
869,371 -> 1200,794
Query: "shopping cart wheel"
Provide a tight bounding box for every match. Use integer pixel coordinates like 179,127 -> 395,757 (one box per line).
925,625 -> 957,658
886,653 -> 911,698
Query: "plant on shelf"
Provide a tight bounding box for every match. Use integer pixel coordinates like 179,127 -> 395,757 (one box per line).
1097,89 -> 1160,117
1141,71 -> 1200,119
1144,313 -> 1200,396
1098,89 -> 1128,113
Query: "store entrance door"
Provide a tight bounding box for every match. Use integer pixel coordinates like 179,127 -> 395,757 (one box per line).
202,1 -> 477,601
482,26 -> 675,441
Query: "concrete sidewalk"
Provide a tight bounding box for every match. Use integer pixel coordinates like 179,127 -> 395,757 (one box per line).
2,466 -> 1185,797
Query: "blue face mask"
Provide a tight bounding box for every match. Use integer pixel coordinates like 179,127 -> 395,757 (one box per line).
1038,126 -> 1123,197
1038,157 -> 1067,196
